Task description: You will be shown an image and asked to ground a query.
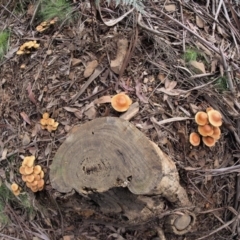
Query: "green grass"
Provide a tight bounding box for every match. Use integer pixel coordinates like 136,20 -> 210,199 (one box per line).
215,76 -> 228,92
0,31 -> 9,60
38,0 -> 73,22
0,182 -> 10,226
183,48 -> 198,62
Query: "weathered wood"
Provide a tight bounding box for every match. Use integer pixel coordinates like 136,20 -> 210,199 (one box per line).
50,117 -> 195,234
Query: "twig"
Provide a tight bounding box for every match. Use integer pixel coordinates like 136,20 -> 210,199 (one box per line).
151,117 -> 192,126
212,0 -> 223,36
196,214 -> 238,239
219,48 -> 235,93
70,67 -> 105,103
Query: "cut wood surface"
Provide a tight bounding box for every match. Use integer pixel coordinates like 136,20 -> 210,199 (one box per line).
50,117 -> 190,207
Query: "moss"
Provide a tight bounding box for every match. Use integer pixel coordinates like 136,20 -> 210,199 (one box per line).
183,48 -> 198,62
0,31 -> 9,60
215,76 -> 228,92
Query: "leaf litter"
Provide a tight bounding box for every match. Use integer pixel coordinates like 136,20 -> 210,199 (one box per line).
0,0 -> 240,239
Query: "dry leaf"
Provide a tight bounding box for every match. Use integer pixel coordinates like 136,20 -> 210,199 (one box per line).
26,83 -> 37,105
1,148 -> 8,160
164,4 -> 176,12
84,60 -> 98,78
20,112 -> 31,125
196,16 -> 204,28
135,81 -> 148,103
93,96 -> 112,104
84,106 -> 96,119
71,58 -> 81,66
99,8 -> 134,26
166,81 -> 177,91
189,60 -> 206,74
110,39 -> 128,74
22,133 -> 30,146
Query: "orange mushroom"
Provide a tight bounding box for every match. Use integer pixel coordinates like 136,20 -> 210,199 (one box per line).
11,183 -> 19,192
43,112 -> 49,119
33,165 -> 42,175
24,166 -> 34,175
189,132 -> 200,146
202,136 -> 216,147
207,110 -> 222,127
198,124 -> 214,137
195,111 -> 208,126
206,107 -> 214,113
22,156 -> 35,168
212,127 -> 221,140
111,93 -> 132,112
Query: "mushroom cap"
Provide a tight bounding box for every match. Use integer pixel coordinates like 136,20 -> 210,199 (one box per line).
24,166 -> 34,175
30,186 -> 39,192
47,118 -> 55,125
206,107 -> 214,113
40,170 -> 44,179
198,124 -> 214,137
111,93 -> 132,112
195,112 -> 208,126
40,119 -> 48,126
202,136 -> 216,147
37,179 -> 44,189
33,174 -> 41,181
11,183 -> 19,192
42,112 -> 49,119
22,175 -> 27,182
31,180 -> 38,187
23,156 -> 35,168
212,127 -> 221,140
19,166 -> 26,175
189,132 -> 200,146
13,189 -> 21,196
207,110 -> 222,127
26,174 -> 35,183
33,165 -> 42,175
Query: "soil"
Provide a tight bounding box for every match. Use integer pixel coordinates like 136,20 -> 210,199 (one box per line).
1,1 -> 240,240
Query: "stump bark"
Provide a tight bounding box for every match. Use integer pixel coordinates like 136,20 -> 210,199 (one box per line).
50,117 -> 195,234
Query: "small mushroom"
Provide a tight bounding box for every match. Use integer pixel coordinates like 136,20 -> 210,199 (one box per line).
206,107 -> 214,113
212,127 -> 221,140
195,111 -> 208,126
47,118 -> 55,126
40,170 -> 44,179
202,136 -> 216,147
111,93 -> 132,112
189,132 -> 200,146
19,166 -> 26,175
207,110 -> 222,127
40,119 -> 48,126
198,124 -> 214,137
22,156 -> 35,167
26,174 -> 35,183
11,183 -> 19,192
37,179 -> 44,189
42,112 -> 49,119
33,165 -> 42,175
24,166 -> 34,175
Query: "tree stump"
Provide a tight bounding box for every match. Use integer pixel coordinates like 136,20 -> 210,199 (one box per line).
50,117 -> 195,235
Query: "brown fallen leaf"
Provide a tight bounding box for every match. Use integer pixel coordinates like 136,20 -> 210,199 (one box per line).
93,95 -> 112,104
71,58 -> 81,66
196,15 -> 204,28
110,39 -> 128,74
26,83 -> 37,105
20,112 -> 31,125
84,60 -> 98,78
135,81 -> 148,103
189,60 -> 206,74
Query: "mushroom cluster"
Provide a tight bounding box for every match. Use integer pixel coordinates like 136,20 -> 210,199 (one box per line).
19,156 -> 44,192
16,41 -> 40,55
36,17 -> 58,32
11,183 -> 21,196
189,108 -> 222,147
40,112 -> 59,132
111,92 -> 132,112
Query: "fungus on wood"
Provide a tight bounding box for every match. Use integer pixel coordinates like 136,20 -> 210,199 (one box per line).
50,117 -> 195,234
